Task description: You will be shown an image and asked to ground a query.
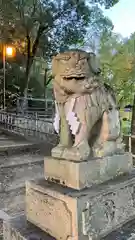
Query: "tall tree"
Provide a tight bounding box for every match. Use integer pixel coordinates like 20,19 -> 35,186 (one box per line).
99,32 -> 135,106
0,0 -> 120,97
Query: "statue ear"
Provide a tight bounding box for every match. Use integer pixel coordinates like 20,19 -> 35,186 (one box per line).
88,52 -> 101,74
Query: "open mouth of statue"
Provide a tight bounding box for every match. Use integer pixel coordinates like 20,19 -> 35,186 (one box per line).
63,75 -> 85,81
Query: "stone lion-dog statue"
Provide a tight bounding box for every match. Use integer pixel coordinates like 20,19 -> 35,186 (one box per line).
51,49 -> 124,161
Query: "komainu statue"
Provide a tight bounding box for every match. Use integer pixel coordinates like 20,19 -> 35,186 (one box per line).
51,49 -> 124,161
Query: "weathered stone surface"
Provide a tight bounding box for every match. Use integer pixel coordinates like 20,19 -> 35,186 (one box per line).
0,156 -> 44,192
26,181 -> 78,240
3,214 -> 54,240
0,152 -> 44,214
26,171 -> 135,240
3,213 -> 135,240
44,153 -> 133,189
0,132 -> 45,218
0,187 -> 25,213
52,50 -> 124,161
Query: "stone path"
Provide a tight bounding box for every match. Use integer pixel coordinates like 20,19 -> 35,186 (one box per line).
0,131 -> 45,236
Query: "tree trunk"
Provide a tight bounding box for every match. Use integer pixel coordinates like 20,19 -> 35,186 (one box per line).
131,94 -> 135,135
22,25 -> 46,114
44,68 -> 47,111
21,34 -> 31,114
44,68 -> 48,99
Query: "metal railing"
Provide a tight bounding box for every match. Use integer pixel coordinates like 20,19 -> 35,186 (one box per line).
0,110 -> 133,154
0,111 -> 57,144
19,110 -> 54,120
16,97 -> 55,118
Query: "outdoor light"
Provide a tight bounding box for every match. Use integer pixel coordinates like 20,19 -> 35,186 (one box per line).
3,45 -> 16,109
6,47 -> 13,56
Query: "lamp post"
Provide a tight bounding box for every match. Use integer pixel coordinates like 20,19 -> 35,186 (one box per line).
3,46 -> 15,109
3,45 -> 6,110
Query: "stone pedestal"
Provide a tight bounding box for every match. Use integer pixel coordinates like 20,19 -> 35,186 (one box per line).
44,153 -> 132,189
26,168 -> 135,240
3,153 -> 135,240
3,213 -> 135,240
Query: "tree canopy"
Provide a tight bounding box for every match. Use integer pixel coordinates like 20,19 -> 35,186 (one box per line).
0,0 -> 120,107
99,32 -> 135,106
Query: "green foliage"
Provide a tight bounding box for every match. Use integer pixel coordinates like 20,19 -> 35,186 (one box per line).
0,0 -> 119,107
82,6 -> 113,52
0,0 -> 92,56
0,0 -> 119,59
99,32 -> 135,106
0,61 -> 22,108
88,0 -> 119,9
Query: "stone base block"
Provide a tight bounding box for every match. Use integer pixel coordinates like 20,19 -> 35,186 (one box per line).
26,171 -> 135,240
3,214 -> 135,240
44,153 -> 133,189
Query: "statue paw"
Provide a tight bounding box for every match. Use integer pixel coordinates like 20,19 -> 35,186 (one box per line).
93,140 -> 125,158
62,141 -> 91,161
51,144 -> 65,158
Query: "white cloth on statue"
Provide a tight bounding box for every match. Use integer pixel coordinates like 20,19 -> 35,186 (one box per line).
53,98 -> 80,135
53,101 -> 60,133
66,98 -> 80,135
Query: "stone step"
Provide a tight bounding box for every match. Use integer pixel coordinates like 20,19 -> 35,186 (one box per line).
0,179 -> 43,230
0,210 -> 25,237
0,134 -> 13,141
0,176 -> 43,213
0,152 -> 44,214
0,142 -> 41,157
0,131 -> 46,155
0,153 -> 44,167
0,189 -> 25,236
0,186 -> 25,211
3,213 -> 135,240
0,132 -> 45,225
0,158 -> 44,194
0,128 -> 57,155
3,214 -> 55,240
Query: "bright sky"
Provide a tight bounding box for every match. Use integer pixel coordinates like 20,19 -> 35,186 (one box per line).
104,0 -> 135,37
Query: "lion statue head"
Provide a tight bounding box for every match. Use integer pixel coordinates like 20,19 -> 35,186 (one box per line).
52,49 -> 101,102
52,49 -> 101,79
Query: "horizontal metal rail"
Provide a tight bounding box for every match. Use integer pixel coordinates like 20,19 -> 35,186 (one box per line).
0,111 -> 57,144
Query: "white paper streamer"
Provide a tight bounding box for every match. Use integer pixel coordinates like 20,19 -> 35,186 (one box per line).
66,98 -> 80,135
53,101 -> 60,133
